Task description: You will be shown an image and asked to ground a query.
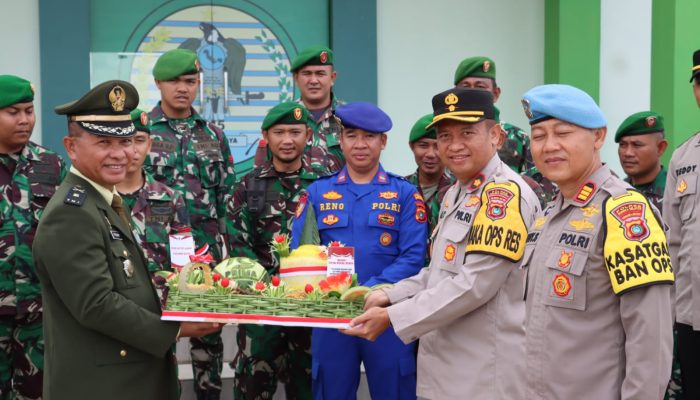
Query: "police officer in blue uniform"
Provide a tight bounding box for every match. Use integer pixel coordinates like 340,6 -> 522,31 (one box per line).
291,102 -> 427,399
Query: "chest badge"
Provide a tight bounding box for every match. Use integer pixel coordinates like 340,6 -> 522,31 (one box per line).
569,219 -> 594,231
379,191 -> 398,200
322,214 -> 339,225
323,191 -> 342,200
123,259 -> 134,278
380,232 -> 392,246
465,195 -> 480,208
581,204 -> 600,217
552,273 -> 572,297
558,251 -> 573,269
534,217 -> 546,229
378,212 -> 395,226
677,179 -> 688,193
444,244 -> 456,263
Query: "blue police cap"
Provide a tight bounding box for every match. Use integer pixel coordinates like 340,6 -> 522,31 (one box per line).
335,102 -> 392,134
521,84 -> 607,129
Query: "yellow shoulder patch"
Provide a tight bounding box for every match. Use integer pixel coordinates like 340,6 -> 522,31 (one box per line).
603,191 -> 674,295
466,181 -> 527,262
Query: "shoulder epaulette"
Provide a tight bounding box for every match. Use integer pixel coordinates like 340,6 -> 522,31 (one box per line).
64,185 -> 87,206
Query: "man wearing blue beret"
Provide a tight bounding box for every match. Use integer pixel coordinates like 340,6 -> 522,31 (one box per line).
291,102 -> 427,399
521,84 -> 673,400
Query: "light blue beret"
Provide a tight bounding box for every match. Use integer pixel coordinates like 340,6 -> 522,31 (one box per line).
521,84 -> 607,129
335,102 -> 392,134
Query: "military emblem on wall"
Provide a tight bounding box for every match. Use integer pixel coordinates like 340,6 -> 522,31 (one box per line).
131,5 -> 294,177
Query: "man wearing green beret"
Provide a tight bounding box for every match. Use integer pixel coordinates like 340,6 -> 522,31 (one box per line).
454,56 -> 557,207
33,80 -> 220,400
147,48 -> 236,400
616,111 -> 668,213
226,102 -> 333,399
405,113 -> 454,236
116,109 -> 189,286
0,75 -> 67,399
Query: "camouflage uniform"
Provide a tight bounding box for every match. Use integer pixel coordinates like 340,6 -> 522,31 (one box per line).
302,94 -> 344,168
499,121 -> 558,207
227,155 -> 332,400
146,103 -> 235,400
624,166 -> 680,399
0,142 -> 67,399
120,170 -> 189,273
404,170 -> 453,235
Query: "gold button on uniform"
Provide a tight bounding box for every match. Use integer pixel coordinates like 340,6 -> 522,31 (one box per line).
119,350 -> 127,357
123,250 -> 128,257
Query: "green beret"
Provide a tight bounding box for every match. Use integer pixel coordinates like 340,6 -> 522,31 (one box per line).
55,80 -> 139,137
153,49 -> 200,80
291,46 -> 333,72
261,102 -> 309,130
615,111 -> 664,142
0,75 -> 34,109
130,108 -> 150,133
453,56 -> 496,85
409,114 -> 436,143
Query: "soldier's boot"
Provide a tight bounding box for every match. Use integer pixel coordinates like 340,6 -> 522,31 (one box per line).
12,313 -> 42,400
190,332 -> 223,400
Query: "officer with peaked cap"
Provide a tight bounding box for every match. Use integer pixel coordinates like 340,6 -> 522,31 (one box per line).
0,75 -> 67,399
32,80 -> 220,400
291,102 -> 427,399
521,84 -> 673,400
616,111 -> 668,213
344,88 -> 540,399
664,48 -> 700,399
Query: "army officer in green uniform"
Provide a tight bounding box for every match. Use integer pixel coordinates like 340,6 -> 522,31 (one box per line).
33,80 -> 220,400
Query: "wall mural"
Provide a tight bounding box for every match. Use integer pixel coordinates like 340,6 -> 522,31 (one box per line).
130,5 -> 294,176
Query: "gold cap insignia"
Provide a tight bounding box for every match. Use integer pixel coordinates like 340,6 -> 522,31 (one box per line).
483,61 -> 490,72
445,93 -> 459,112
645,116 -> 656,128
320,51 -> 328,64
522,99 -> 533,119
108,85 -> 126,112
293,107 -> 302,120
194,59 -> 201,72
140,112 -> 149,127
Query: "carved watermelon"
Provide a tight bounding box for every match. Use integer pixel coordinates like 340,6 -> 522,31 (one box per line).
214,257 -> 269,289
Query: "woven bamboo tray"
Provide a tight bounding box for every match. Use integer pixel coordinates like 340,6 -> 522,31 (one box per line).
161,290 -> 365,329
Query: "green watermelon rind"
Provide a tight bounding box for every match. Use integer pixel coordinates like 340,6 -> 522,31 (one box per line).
340,286 -> 372,302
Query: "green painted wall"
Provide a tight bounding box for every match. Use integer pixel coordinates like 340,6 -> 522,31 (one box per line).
544,0 -> 601,101
651,0 -> 700,165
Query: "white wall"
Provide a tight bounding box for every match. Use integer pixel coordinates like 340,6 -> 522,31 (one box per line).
599,0 -> 653,176
0,0 -> 42,144
376,0 -> 545,175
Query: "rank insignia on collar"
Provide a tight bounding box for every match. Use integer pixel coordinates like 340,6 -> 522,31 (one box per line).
380,232 -> 392,246
337,171 -> 347,183
377,172 -> 388,183
443,244 -> 456,263
568,219 -> 594,231
610,201 -> 649,242
322,214 -> 339,226
574,181 -> 596,203
323,191 -> 343,200
581,204 -> 600,217
558,251 -> 573,269
677,179 -> 687,193
552,273 -> 572,297
379,191 -> 398,200
468,173 -> 486,191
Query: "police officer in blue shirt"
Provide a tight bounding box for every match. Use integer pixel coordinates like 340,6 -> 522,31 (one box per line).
291,102 -> 428,399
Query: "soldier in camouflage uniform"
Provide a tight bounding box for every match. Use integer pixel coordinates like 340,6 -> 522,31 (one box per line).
227,103 -> 332,399
146,49 -> 236,400
615,111 -> 679,399
116,109 -> 189,277
254,46 -> 344,172
405,113 -> 454,236
0,75 -> 68,399
454,56 -> 557,207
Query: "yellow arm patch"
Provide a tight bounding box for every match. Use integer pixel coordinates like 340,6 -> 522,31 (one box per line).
603,191 -> 674,295
465,181 -> 527,262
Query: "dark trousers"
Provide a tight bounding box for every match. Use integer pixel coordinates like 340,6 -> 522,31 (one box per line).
677,322 -> 700,398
